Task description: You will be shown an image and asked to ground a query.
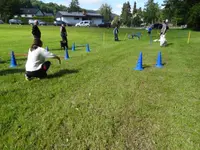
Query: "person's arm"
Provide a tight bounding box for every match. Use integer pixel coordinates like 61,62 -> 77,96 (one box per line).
41,48 -> 61,64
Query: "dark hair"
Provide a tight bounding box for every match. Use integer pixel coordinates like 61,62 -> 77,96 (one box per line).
30,39 -> 43,51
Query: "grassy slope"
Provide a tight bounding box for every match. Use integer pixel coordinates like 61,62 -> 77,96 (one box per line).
0,25 -> 200,149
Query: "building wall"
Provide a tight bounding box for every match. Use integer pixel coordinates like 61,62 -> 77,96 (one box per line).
91,18 -> 102,25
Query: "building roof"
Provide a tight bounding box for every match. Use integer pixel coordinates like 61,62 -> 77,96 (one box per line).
20,8 -> 40,14
57,11 -> 102,17
44,12 -> 54,16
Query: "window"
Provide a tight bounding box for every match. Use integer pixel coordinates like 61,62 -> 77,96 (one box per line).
74,17 -> 79,20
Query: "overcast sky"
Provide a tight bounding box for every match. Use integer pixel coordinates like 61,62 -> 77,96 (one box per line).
42,0 -> 164,15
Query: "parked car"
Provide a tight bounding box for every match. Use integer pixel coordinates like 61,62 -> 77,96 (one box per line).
98,22 -> 111,28
54,20 -> 66,26
54,20 -> 73,26
0,20 -> 4,24
9,19 -> 23,25
75,20 -> 91,27
38,20 -> 47,26
28,19 -> 47,25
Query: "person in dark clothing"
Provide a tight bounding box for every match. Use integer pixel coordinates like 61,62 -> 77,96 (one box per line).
60,23 -> 68,49
113,26 -> 119,41
32,20 -> 41,39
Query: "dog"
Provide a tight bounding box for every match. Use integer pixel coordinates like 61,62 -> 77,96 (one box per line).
60,41 -> 68,50
160,34 -> 167,47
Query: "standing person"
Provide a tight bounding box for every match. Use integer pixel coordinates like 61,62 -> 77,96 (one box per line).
147,26 -> 152,36
60,23 -> 68,49
25,39 -> 61,80
32,20 -> 41,40
113,26 -> 119,41
160,20 -> 169,36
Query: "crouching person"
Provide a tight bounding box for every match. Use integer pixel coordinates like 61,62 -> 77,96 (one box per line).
25,39 -> 61,80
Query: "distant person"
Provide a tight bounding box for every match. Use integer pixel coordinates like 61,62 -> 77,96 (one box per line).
113,26 -> 119,41
25,39 -> 61,80
60,23 -> 68,49
147,26 -> 152,35
32,20 -> 41,40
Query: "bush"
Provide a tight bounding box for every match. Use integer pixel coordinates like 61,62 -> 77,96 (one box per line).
188,3 -> 200,30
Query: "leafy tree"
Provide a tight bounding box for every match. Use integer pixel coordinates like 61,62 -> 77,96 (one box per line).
132,1 -> 137,15
111,16 -> 120,27
99,3 -> 112,22
143,0 -> 160,24
121,1 -> 132,27
68,0 -> 81,12
188,2 -> 200,30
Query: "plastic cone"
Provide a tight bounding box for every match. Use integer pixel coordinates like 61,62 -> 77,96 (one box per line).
134,52 -> 143,71
65,47 -> 69,59
10,51 -> 17,67
155,51 -> 163,68
46,46 -> 49,51
86,44 -> 90,52
72,43 -> 75,51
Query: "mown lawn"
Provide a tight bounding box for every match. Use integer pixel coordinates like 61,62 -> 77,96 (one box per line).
0,24 -> 200,149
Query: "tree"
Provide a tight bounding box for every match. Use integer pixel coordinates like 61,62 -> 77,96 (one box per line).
111,16 -> 120,27
188,2 -> 200,30
162,0 -> 200,26
132,1 -> 137,15
68,0 -> 81,12
143,0 -> 160,24
99,3 -> 112,22
121,1 -> 132,27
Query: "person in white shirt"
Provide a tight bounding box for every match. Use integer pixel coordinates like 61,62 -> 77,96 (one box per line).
25,39 -> 61,80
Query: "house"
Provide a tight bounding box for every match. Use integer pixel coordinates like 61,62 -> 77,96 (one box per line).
55,11 -> 103,26
15,8 -> 44,18
43,12 -> 54,17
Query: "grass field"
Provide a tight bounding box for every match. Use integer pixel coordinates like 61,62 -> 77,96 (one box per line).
0,24 -> 200,149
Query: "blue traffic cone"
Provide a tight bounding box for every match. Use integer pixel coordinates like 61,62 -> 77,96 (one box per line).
65,47 -> 69,59
134,52 -> 143,71
10,51 -> 17,67
72,43 -> 75,51
155,51 -> 163,68
45,46 -> 49,51
86,44 -> 90,52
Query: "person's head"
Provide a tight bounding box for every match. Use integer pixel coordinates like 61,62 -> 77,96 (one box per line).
30,39 -> 43,51
34,20 -> 39,25
61,23 -> 66,27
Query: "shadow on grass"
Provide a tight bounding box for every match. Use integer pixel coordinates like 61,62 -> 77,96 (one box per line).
48,69 -> 79,79
0,60 -> 7,64
166,43 -> 173,47
143,64 -> 151,69
0,68 -> 25,76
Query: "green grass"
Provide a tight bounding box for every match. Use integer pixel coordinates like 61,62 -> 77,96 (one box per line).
0,24 -> 200,149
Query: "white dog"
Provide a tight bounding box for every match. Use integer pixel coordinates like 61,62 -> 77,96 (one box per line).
160,34 -> 167,47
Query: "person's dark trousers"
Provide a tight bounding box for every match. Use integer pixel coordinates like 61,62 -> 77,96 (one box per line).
114,34 -> 118,41
26,61 -> 51,79
61,35 -> 68,49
